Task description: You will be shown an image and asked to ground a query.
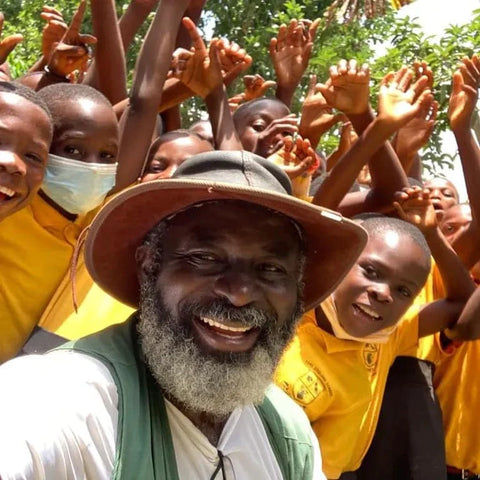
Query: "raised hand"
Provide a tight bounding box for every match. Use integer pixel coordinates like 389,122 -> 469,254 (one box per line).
216,38 -> 252,86
267,135 -> 318,198
269,18 -> 320,106
393,186 -> 438,234
253,113 -> 299,158
46,0 -> 96,78
228,74 -> 276,111
40,6 -> 68,59
299,74 -> 345,147
377,66 -> 433,132
171,17 -> 223,98
316,59 -> 370,116
448,55 -> 480,133
0,13 -> 23,65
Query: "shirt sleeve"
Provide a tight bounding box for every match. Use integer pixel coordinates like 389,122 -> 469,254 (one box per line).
309,428 -> 327,480
0,351 -> 118,480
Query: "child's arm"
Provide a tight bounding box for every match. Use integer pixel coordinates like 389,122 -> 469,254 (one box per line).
313,64 -> 431,214
0,13 -> 23,67
269,18 -> 319,108
394,187 -> 476,339
112,0 -> 191,192
447,54 -> 480,269
82,0 -> 127,105
118,0 -> 158,53
391,61 -> 437,180
171,20 -> 244,150
299,74 -> 344,150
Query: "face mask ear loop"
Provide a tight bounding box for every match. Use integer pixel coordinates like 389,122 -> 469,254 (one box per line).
70,226 -> 90,313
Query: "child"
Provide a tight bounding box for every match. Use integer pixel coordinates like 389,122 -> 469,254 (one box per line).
0,82 -> 52,222
275,188 -> 476,479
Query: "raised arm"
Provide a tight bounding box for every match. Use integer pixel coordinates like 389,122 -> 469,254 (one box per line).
118,0 -> 158,53
269,18 -> 319,108
113,0 -> 190,192
82,0 -> 127,105
0,13 -> 23,67
447,54 -> 480,269
394,187 -> 476,339
313,63 -> 430,215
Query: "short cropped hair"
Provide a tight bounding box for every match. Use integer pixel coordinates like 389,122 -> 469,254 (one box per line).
37,83 -> 112,130
233,97 -> 289,129
356,213 -> 431,271
0,81 -> 52,122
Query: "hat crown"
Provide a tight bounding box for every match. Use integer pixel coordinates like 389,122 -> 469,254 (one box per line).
172,150 -> 293,195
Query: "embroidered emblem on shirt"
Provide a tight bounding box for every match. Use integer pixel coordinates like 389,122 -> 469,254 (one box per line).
292,371 -> 325,406
362,343 -> 379,375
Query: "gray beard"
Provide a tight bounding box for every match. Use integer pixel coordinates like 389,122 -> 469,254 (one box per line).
137,278 -> 302,418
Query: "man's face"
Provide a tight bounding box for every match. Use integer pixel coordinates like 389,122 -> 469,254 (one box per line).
424,178 -> 459,215
0,92 -> 52,221
333,230 -> 428,338
137,201 -> 304,416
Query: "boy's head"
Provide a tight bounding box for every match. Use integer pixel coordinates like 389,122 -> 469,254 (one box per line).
140,130 -> 213,183
439,203 -> 471,245
0,81 -> 52,221
37,83 -> 119,164
189,119 -> 214,146
233,97 -> 292,158
424,177 -> 459,214
36,84 -> 119,217
332,215 -> 431,338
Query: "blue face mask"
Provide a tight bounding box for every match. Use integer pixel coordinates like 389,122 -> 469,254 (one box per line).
42,154 -> 117,215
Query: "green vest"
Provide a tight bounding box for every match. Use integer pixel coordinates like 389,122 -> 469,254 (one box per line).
58,316 -> 315,480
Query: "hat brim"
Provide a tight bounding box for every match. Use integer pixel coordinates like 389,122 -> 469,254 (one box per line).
85,180 -> 367,311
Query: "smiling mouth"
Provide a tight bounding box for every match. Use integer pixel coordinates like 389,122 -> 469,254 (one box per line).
192,316 -> 262,353
353,303 -> 382,321
0,185 -> 16,202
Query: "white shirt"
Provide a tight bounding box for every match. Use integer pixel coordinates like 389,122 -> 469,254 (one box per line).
0,351 -> 325,479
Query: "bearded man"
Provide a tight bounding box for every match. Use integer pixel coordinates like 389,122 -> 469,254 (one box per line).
0,151 -> 366,480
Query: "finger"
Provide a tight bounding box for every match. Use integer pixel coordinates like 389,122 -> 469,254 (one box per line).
40,12 -> 66,23
309,18 -> 321,41
182,17 -> 207,55
258,80 -> 277,95
42,6 -> 64,18
269,37 -> 277,58
276,24 -> 288,50
0,34 -> 24,58
64,0 -> 87,42
461,56 -> 480,84
398,67 -> 413,92
78,34 -> 97,45
307,74 -> 317,96
380,71 -> 395,88
337,59 -> 348,75
0,13 -> 4,34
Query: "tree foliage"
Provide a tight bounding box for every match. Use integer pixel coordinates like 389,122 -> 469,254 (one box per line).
2,1 -> 479,171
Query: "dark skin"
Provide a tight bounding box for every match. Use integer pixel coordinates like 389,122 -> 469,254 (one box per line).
140,133 -> 212,182
234,100 -> 298,158
0,93 -> 52,221
136,202 -> 303,444
40,97 -> 119,220
423,177 -> 458,215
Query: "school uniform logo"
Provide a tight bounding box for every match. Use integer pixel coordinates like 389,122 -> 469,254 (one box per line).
291,370 -> 325,406
362,343 -> 379,376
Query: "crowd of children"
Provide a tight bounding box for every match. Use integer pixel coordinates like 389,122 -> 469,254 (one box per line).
0,0 -> 480,479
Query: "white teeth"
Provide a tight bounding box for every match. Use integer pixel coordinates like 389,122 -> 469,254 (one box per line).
0,185 -> 15,198
200,317 -> 252,333
357,304 -> 380,319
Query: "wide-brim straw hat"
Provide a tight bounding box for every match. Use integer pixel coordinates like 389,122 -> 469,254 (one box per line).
85,151 -> 368,311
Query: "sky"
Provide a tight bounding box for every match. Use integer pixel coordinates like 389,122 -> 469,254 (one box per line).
397,0 -> 480,201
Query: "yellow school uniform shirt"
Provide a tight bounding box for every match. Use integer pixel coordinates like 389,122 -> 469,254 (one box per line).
274,299 -> 420,479
38,256 -> 134,340
0,194 -> 96,363
434,337 -> 480,473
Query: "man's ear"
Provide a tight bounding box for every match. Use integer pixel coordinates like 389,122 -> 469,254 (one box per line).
135,245 -> 158,282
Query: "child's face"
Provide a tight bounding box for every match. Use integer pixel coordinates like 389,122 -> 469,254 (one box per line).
236,101 -> 291,157
141,135 -> 213,183
440,204 -> 472,245
333,230 -> 428,338
0,92 -> 52,220
424,178 -> 458,214
50,98 -> 119,164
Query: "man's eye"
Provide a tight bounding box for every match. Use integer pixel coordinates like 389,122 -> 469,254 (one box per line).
188,253 -> 219,263
251,122 -> 266,132
26,152 -> 44,164
65,146 -> 82,156
258,263 -> 285,274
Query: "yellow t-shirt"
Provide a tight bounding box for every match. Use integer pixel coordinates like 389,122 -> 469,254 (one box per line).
434,338 -> 480,472
274,300 -> 419,479
38,257 -> 134,340
0,194 -> 96,363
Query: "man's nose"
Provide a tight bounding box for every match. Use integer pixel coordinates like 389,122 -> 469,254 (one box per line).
367,283 -> 393,304
0,151 -> 26,176
213,270 -> 259,307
